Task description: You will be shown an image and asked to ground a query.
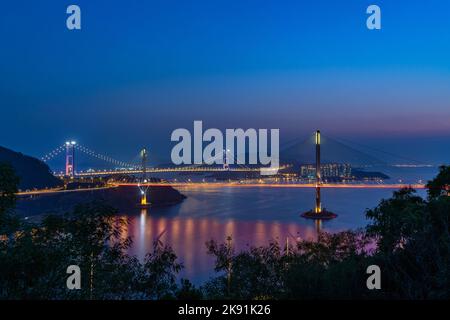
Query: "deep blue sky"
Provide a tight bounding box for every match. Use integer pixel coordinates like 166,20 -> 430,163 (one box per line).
1,0 -> 449,165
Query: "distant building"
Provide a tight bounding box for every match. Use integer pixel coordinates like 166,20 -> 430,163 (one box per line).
300,163 -> 352,179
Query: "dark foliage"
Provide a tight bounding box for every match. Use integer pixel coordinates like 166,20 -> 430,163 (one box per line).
0,199 -> 187,299
426,165 -> 450,200
1,164 -> 449,299
0,162 -> 20,234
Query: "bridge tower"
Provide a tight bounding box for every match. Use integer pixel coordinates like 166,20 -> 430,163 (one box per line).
223,149 -> 230,171
65,141 -> 76,178
315,130 -> 321,213
141,148 -> 148,181
139,148 -> 149,207
301,130 -> 337,220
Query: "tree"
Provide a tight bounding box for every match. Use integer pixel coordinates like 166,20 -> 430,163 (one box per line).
284,231 -> 375,299
364,171 -> 450,299
366,188 -> 426,254
0,163 -> 20,233
427,165 -> 450,200
176,279 -> 203,300
203,231 -> 373,300
140,239 -> 183,299
204,239 -> 286,299
0,201 -> 184,299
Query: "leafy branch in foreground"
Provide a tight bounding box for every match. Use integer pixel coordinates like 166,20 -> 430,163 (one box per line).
0,200 -> 188,299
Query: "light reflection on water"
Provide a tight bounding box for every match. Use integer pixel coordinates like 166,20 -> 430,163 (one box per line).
125,209 -> 320,284
121,187 -> 427,284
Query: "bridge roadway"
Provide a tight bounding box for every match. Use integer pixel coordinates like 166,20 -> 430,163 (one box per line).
17,182 -> 426,196
57,166 -> 287,177
17,185 -> 118,196
113,182 -> 426,190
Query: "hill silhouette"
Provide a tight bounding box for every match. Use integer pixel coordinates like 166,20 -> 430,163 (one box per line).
0,146 -> 62,190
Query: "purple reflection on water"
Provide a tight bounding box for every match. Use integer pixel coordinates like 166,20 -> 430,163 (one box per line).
121,186 -> 427,284
125,211 -> 324,284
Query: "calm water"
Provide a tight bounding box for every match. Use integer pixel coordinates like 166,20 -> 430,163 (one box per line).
121,185 -> 427,284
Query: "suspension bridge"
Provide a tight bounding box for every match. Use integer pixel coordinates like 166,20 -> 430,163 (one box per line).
41,141 -> 278,177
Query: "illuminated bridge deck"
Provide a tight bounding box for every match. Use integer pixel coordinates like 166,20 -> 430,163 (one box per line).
57,166 -> 287,177
17,182 -> 426,196
112,182 -> 426,189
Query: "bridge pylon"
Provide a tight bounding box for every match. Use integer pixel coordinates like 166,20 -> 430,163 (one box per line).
139,148 -> 150,207
65,141 -> 76,178
301,130 -> 337,220
140,189 -> 148,206
223,149 -> 230,171
141,148 -> 148,181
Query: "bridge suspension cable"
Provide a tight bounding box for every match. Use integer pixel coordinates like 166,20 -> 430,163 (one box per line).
41,144 -> 66,163
326,135 -> 430,166
280,135 -> 315,152
173,151 -> 226,171
320,134 -> 387,166
74,144 -> 137,168
176,149 -> 252,171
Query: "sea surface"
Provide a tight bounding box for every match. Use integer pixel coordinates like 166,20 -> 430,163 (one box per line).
123,176 -> 430,284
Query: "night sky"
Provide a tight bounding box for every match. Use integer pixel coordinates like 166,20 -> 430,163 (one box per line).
1,0 -> 449,165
